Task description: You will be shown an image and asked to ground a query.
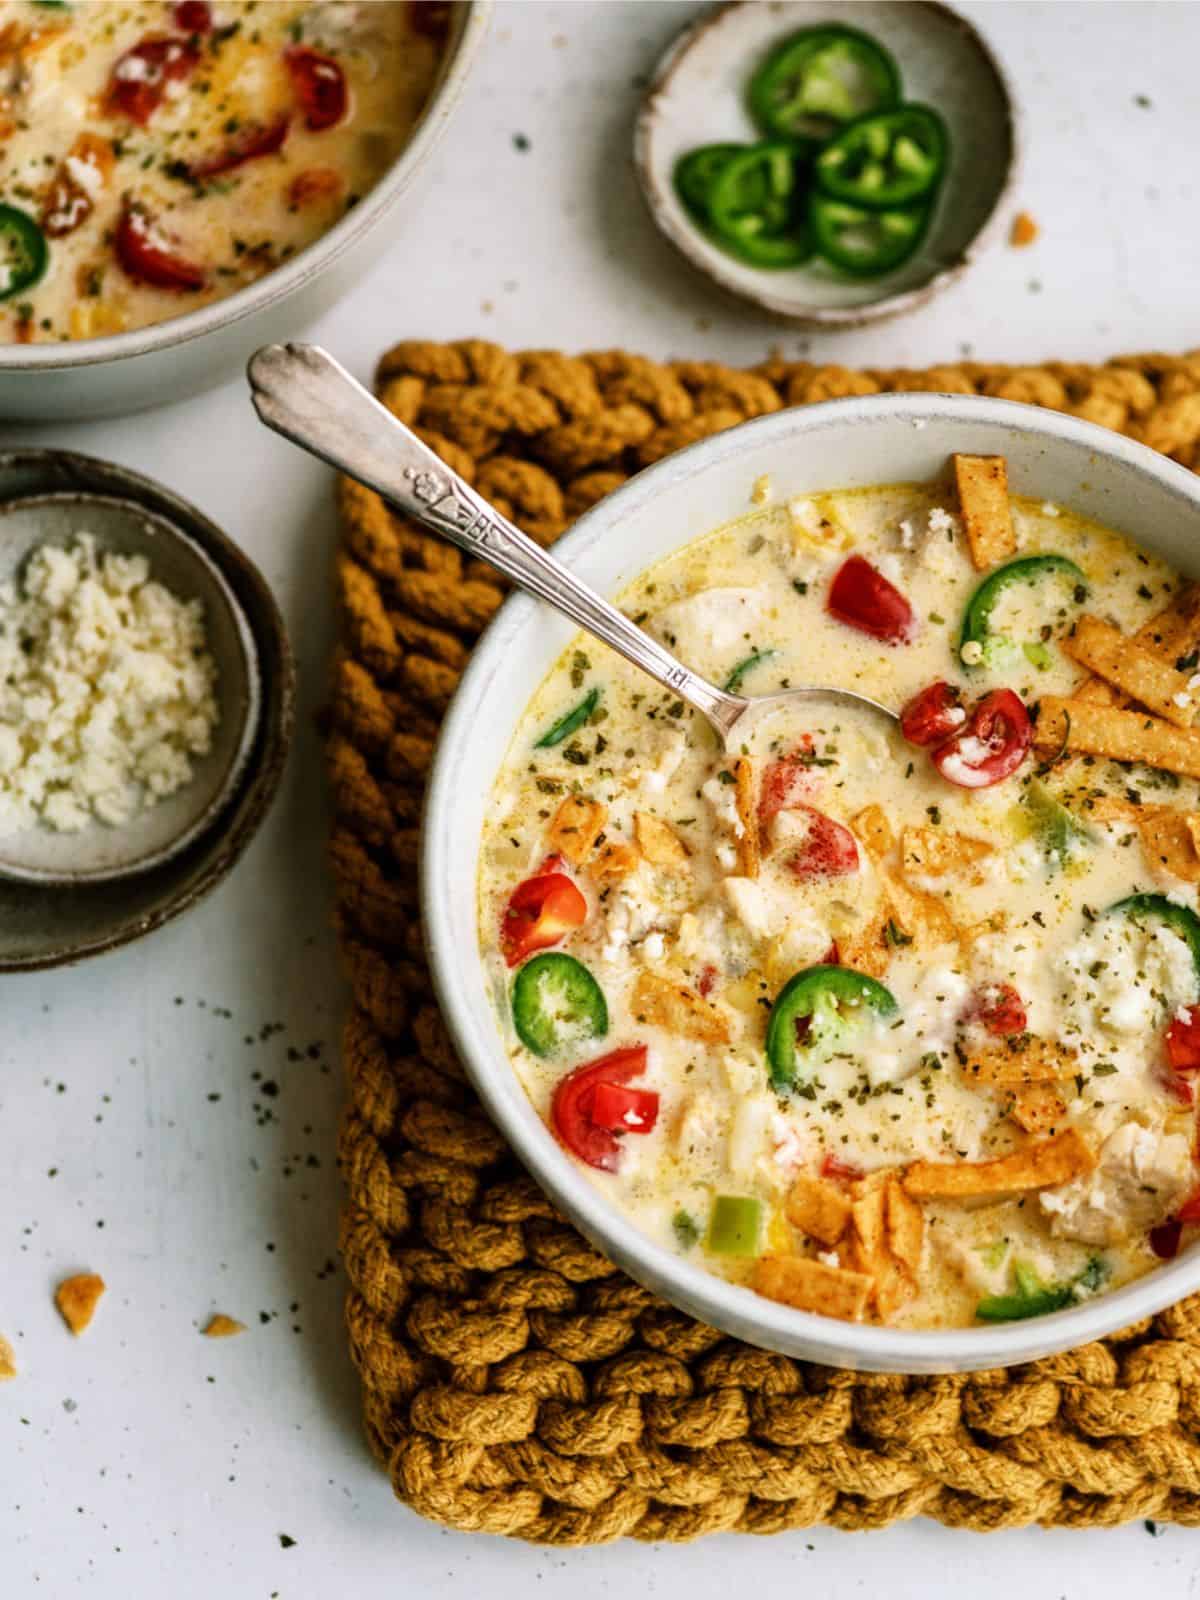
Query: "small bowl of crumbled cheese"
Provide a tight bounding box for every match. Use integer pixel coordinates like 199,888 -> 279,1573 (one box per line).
0,492 -> 259,883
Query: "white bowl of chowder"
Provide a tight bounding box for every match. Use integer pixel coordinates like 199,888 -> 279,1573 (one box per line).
0,1 -> 487,420
424,394 -> 1200,1373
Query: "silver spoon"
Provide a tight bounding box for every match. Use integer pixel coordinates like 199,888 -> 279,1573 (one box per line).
246,343 -> 896,746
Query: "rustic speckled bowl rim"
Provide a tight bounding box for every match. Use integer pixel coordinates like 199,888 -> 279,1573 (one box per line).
633,0 -> 1020,329
424,393 -> 1200,1374
0,449 -> 294,971
0,2 -> 489,375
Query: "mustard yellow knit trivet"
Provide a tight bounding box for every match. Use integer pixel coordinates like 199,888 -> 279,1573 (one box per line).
329,340 -> 1200,1543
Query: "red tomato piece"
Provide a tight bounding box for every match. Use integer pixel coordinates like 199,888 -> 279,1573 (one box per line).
827,555 -> 916,643
783,806 -> 859,881
1163,1070 -> 1195,1107
551,1045 -> 653,1172
1150,1218 -> 1183,1260
972,983 -> 1027,1037
288,165 -> 342,208
820,1153 -> 863,1182
115,203 -> 207,291
409,0 -> 452,40
285,46 -> 348,131
174,1 -> 212,30
697,963 -> 718,998
107,35 -> 200,125
189,115 -> 290,179
1166,1007 -> 1200,1073
500,865 -> 587,967
1177,1188 -> 1200,1224
931,689 -> 1032,790
900,680 -> 967,748
758,747 -> 819,826
590,1081 -> 659,1135
821,941 -> 840,966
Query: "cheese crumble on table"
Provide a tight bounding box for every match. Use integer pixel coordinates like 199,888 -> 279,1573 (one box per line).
0,534 -> 219,833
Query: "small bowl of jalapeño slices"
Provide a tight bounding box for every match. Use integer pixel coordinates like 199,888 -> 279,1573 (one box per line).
635,1 -> 1018,326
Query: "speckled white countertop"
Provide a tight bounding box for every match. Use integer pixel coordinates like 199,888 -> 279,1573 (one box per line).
4,3 -> 1200,1594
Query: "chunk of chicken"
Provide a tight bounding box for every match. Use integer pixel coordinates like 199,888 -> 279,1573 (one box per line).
1039,1123 -> 1193,1246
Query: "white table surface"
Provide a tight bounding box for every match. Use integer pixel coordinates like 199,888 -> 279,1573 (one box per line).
4,2 -> 1200,1593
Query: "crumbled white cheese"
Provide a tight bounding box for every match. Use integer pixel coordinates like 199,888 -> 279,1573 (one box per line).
0,535 -> 219,833
1041,1124 -> 1192,1245
1174,691 -> 1193,710
1041,501 -> 1061,518
641,931 -> 666,961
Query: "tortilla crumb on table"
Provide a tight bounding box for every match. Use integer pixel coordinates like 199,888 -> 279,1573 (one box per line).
329,340 -> 1200,1540
54,1273 -> 106,1336
201,1314 -> 246,1338
0,1333 -> 16,1379
1010,211 -> 1040,247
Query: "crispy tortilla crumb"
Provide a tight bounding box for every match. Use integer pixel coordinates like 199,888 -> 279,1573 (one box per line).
55,1272 -> 105,1336
0,1333 -> 15,1380
1010,211 -> 1039,247
202,1313 -> 246,1338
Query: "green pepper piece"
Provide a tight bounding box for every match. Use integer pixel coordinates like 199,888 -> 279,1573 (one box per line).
976,1255 -> 1108,1323
1022,778 -> 1091,869
1107,893 -> 1200,981
765,964 -> 898,1091
534,686 -> 599,749
705,1194 -> 763,1256
705,142 -> 813,269
808,192 -> 930,278
511,952 -> 608,1058
0,205 -> 48,303
1022,641 -> 1053,672
959,554 -> 1088,662
672,1209 -> 700,1250
815,104 -> 948,209
747,24 -> 901,142
723,648 -> 778,693
674,143 -> 745,220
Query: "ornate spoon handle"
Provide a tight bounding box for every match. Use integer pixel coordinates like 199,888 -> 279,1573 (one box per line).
247,343 -> 747,741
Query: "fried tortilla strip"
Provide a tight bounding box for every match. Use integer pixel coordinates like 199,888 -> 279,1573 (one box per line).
953,453 -> 1016,570
881,870 -> 957,947
838,903 -> 892,979
1072,583 -> 1200,707
885,1177 -> 924,1278
730,757 -> 760,879
631,971 -> 730,1044
591,837 -> 638,885
844,1175 -> 917,1320
547,795 -> 607,867
960,1035 -> 1079,1088
852,803 -> 895,861
904,1128 -> 1096,1200
1135,806 -> 1200,883
1066,614 -> 1199,728
1085,796 -> 1144,825
55,1272 -> 106,1336
1008,1083 -> 1068,1135
754,1255 -> 873,1322
0,1333 -> 14,1380
900,825 -> 992,880
786,1173 -> 851,1246
634,811 -> 691,870
1035,696 -> 1200,780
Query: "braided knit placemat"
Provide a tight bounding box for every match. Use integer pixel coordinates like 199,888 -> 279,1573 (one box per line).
329,340 -> 1200,1543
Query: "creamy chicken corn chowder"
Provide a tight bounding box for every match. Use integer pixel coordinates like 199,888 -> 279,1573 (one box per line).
0,0 -> 444,342
479,454 -> 1200,1329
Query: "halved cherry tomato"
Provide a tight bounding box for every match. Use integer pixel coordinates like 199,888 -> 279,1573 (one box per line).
189,115 -> 290,179
590,1081 -> 660,1134
551,1044 -> 655,1172
783,805 -> 859,880
821,1153 -> 863,1182
106,35 -> 200,125
972,983 -> 1027,1037
1178,1187 -> 1200,1224
827,554 -> 915,643
1150,1219 -> 1183,1260
174,1 -> 212,30
500,863 -> 587,967
285,46 -> 348,131
115,203 -> 207,291
758,746 -> 818,826
931,689 -> 1032,790
900,680 -> 966,748
1166,1007 -> 1200,1073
